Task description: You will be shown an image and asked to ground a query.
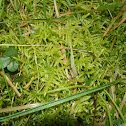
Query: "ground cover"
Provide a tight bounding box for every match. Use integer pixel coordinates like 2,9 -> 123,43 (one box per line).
0,0 -> 126,125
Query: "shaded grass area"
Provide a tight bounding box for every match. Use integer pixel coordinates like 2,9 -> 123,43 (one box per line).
0,0 -> 126,125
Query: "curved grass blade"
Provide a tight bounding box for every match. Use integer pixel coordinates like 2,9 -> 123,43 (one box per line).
0,79 -> 125,122
46,85 -> 89,94
17,24 -> 24,41
99,93 -> 112,126
105,90 -> 126,122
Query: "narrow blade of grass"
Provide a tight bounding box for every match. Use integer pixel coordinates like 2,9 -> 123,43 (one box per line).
17,24 -> 24,41
99,93 -> 112,126
105,90 -> 126,122
69,35 -> 77,77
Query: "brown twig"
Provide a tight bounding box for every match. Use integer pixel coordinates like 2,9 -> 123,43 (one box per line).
23,115 -> 31,126
24,75 -> 35,89
17,0 -> 32,36
10,0 -> 16,11
92,92 -> 98,126
19,21 -> 31,28
17,0 -> 30,20
34,49 -> 39,91
61,44 -> 72,82
102,5 -> 126,38
38,85 -> 45,92
54,0 -> 59,17
108,15 -> 126,34
21,53 -> 26,83
0,70 -> 21,97
0,103 -> 43,113
119,92 -> 126,111
0,43 -> 93,53
110,37 -> 116,49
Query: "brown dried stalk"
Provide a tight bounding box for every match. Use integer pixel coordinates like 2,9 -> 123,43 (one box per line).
0,103 -> 43,113
0,70 -> 21,97
61,44 -> 72,82
17,0 -> 30,20
120,92 -> 126,111
102,5 -> 126,38
24,75 -> 35,89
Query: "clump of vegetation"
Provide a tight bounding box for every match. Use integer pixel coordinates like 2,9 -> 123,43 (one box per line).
0,47 -> 19,72
0,0 -> 126,126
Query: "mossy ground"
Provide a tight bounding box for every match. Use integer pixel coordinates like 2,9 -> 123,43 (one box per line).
0,0 -> 126,125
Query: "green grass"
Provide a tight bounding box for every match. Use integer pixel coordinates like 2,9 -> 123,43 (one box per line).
0,0 -> 126,125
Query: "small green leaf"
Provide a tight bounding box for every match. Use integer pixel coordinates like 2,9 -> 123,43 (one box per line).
0,56 -> 11,69
7,59 -> 19,72
5,47 -> 17,57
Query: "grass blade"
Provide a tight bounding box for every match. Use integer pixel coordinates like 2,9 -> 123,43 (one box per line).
105,90 -> 126,122
69,35 -> 77,77
17,24 -> 24,41
99,93 -> 112,126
